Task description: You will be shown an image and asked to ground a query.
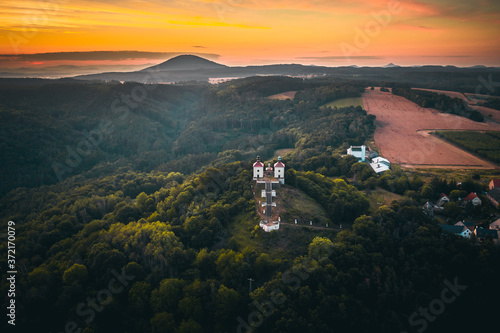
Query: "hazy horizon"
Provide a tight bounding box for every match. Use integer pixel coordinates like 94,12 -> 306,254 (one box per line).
1,0 -> 499,76
0,51 -> 498,79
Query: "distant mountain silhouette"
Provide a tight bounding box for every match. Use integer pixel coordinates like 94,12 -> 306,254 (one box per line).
71,54 -> 500,85
382,63 -> 400,68
143,55 -> 227,71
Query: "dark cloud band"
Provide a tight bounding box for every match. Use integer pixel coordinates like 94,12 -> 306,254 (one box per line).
0,51 -> 221,62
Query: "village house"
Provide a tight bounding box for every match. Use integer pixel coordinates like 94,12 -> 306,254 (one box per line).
436,193 -> 450,207
455,221 -> 475,232
486,187 -> 500,208
475,227 -> 499,245
489,179 -> 500,190
490,219 -> 500,231
441,224 -> 472,239
463,192 -> 482,206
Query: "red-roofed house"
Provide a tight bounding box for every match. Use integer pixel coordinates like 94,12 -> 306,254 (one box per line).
489,179 -> 500,190
436,193 -> 450,207
463,192 -> 482,206
253,157 -> 264,179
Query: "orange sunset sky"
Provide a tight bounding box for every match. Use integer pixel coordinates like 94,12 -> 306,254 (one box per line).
0,0 -> 499,70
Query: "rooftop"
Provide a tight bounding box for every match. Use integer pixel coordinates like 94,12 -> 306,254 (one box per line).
490,179 -> 500,187
441,224 -> 467,234
476,228 -> 499,239
488,188 -> 500,202
464,192 -> 479,201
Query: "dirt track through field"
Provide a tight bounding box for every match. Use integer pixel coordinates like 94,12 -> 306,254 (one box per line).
362,88 -> 500,169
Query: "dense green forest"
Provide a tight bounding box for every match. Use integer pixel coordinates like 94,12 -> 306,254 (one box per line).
1,77 -> 500,333
433,131 -> 500,164
0,77 -> 370,197
392,87 -> 484,121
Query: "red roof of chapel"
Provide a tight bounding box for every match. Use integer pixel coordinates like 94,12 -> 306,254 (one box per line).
253,161 -> 264,168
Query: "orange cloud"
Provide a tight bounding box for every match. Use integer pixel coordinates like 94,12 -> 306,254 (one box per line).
0,0 -> 498,67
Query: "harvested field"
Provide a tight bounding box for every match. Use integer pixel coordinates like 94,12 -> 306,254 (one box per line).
362,88 -> 500,169
268,90 -> 297,100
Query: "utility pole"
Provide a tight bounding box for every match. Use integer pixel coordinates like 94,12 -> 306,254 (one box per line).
248,278 -> 254,293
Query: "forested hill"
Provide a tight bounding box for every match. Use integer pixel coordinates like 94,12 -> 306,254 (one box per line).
1,160 -> 500,332
0,76 -> 368,197
1,76 -> 500,333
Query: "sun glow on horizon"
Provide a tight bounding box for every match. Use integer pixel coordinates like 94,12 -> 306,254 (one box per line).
0,0 -> 499,68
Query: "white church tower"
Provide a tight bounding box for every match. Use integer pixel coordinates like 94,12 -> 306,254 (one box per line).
274,156 -> 285,184
253,156 -> 264,179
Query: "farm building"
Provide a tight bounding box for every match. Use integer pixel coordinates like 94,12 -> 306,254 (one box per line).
347,145 -> 367,162
441,224 -> 472,239
463,192 -> 482,206
489,179 -> 500,190
486,188 -> 500,208
370,157 -> 391,174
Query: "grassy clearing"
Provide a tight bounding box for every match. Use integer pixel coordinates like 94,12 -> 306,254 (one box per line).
267,91 -> 297,100
365,188 -> 403,212
323,97 -> 365,109
278,186 -> 331,225
272,148 -> 295,160
227,185 -> 334,260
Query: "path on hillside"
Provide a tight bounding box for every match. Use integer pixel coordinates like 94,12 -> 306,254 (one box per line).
280,221 -> 340,231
